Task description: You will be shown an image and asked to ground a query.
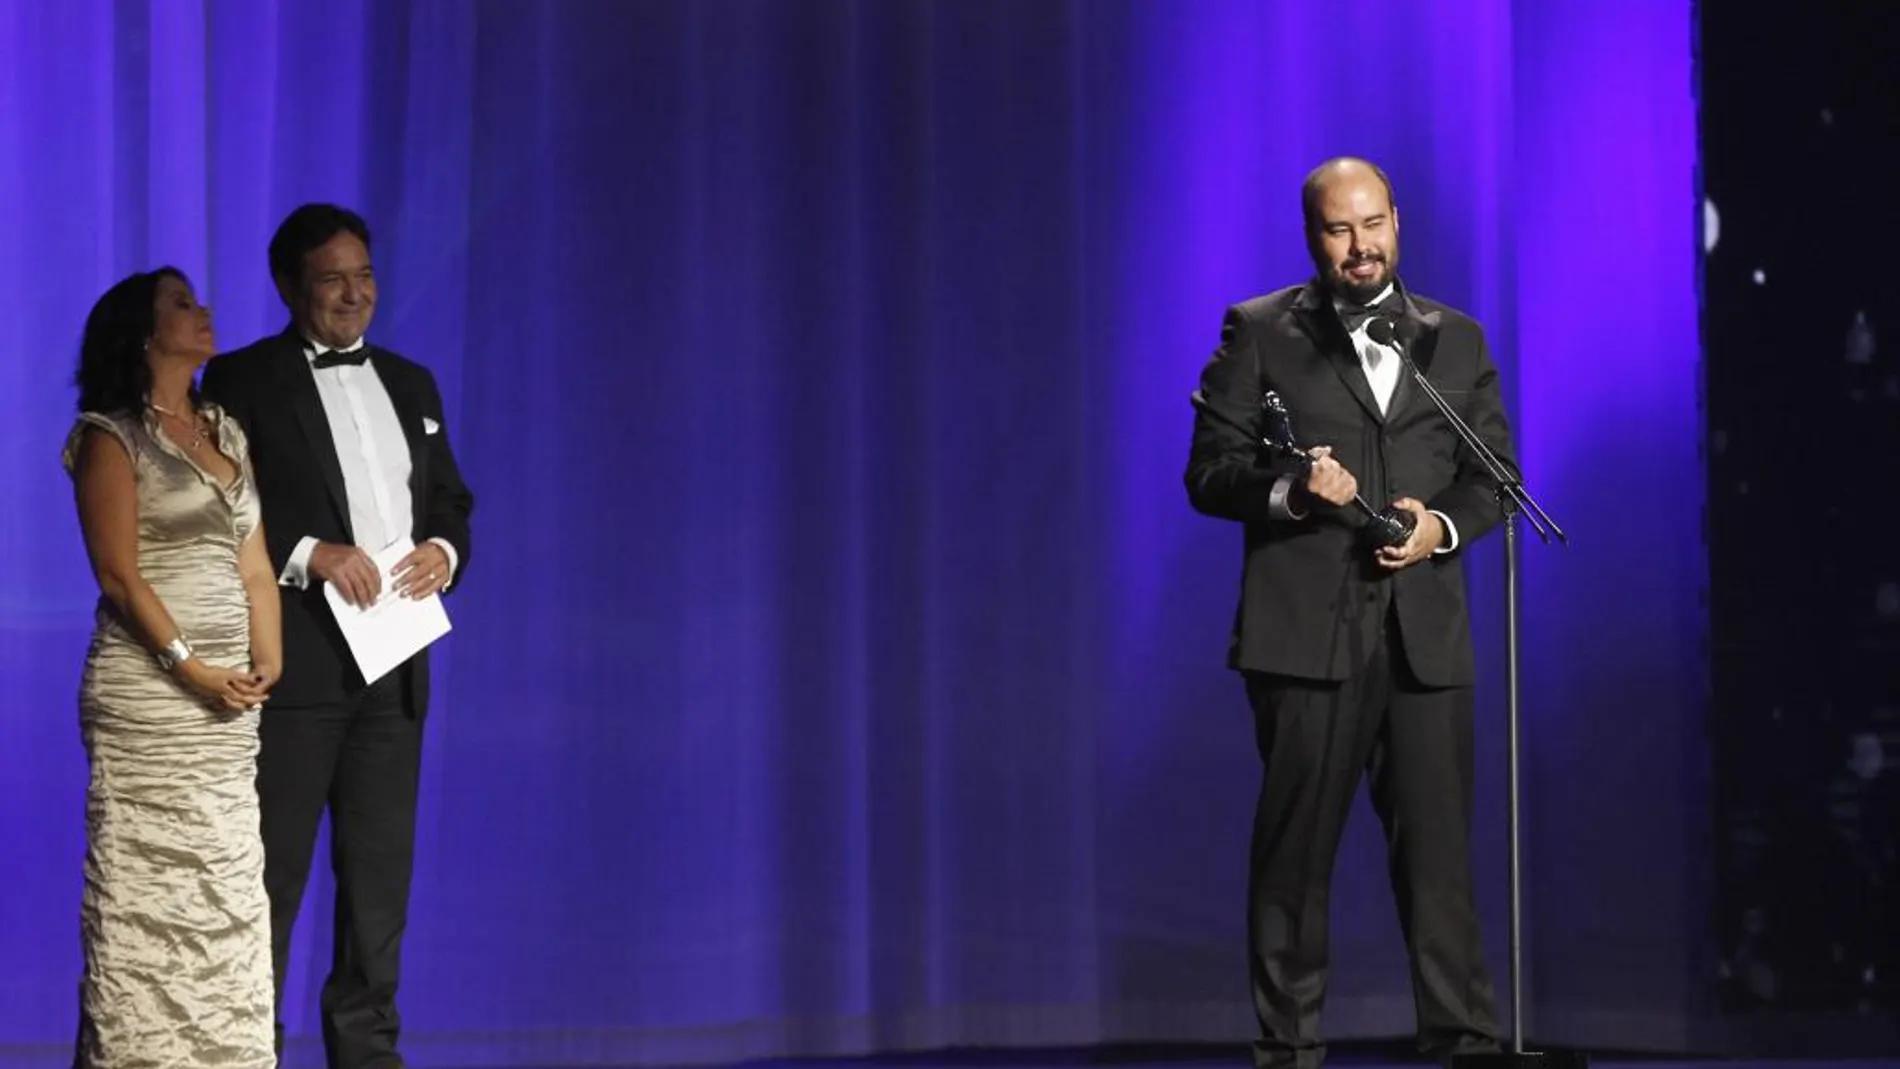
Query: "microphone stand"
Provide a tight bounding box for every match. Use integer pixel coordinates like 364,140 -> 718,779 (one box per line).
1368,319 -> 1576,1069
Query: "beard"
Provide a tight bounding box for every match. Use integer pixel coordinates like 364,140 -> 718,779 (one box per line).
1328,253 -> 1394,305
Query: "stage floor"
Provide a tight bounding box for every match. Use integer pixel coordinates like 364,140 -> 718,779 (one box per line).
7,1041 -> 1897,1069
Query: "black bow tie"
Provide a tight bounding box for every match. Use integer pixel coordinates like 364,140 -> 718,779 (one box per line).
1336,292 -> 1403,334
311,347 -> 369,369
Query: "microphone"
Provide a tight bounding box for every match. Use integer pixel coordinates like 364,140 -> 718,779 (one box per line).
1365,315 -> 1420,350
1190,389 -> 1415,548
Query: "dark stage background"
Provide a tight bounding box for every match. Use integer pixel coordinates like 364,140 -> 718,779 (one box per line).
0,2 -> 1703,1065
1703,0 -> 1900,1055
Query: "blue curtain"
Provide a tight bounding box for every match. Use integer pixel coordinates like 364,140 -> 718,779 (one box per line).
0,2 -> 1705,1064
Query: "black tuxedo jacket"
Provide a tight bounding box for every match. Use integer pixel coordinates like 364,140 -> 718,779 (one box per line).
1185,281 -> 1516,687
201,328 -> 474,714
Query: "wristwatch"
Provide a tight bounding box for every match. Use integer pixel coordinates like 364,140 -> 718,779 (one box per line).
156,637 -> 194,671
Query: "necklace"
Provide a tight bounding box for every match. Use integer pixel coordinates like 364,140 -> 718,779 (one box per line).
148,402 -> 208,451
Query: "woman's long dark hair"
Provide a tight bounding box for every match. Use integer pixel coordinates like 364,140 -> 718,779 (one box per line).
74,266 -> 196,415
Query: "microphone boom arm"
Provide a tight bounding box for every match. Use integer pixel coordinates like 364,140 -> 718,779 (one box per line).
1369,318 -> 1566,544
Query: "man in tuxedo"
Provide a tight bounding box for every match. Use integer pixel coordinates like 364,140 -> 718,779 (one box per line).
201,203 -> 473,1069
1184,158 -> 1512,1068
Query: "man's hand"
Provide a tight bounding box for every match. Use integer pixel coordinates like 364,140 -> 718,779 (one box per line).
1302,446 -> 1359,507
1376,498 -> 1445,570
310,542 -> 382,607
392,541 -> 451,600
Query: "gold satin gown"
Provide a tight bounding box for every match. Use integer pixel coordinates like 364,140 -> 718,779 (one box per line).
62,406 -> 275,1068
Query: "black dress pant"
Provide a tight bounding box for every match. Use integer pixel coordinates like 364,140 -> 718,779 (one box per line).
1244,612 -> 1500,1069
258,671 -> 421,1069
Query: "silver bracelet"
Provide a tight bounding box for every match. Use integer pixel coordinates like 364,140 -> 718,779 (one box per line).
156,636 -> 194,671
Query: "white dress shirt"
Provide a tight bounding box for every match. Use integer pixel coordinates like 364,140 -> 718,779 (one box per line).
1342,286 -> 1404,416
278,339 -> 461,589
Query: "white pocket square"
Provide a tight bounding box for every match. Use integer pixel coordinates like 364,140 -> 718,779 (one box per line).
423,417 -> 441,435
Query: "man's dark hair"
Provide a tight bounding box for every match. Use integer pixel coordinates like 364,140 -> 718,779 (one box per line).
268,203 -> 372,294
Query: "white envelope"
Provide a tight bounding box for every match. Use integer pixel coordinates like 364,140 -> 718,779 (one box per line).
321,538 -> 453,684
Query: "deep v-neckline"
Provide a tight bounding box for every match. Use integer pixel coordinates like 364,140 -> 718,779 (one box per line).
151,412 -> 241,493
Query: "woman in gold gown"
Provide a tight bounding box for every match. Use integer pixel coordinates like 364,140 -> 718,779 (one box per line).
63,267 -> 281,1067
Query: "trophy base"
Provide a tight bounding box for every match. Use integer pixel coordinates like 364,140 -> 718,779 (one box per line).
1365,507 -> 1416,548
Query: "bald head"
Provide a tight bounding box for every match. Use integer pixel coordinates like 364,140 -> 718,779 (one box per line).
1302,157 -> 1400,303
1301,157 -> 1396,231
